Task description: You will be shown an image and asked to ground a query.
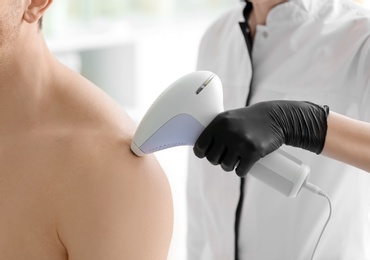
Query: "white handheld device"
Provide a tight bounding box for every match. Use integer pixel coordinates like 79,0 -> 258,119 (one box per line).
131,71 -> 310,198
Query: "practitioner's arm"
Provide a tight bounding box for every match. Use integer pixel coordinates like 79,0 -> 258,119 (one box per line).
194,100 -> 370,176
322,112 -> 370,173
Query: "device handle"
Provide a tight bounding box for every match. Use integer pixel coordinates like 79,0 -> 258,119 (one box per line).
249,149 -> 310,198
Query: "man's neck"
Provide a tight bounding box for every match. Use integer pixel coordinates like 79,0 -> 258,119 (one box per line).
248,0 -> 287,38
0,29 -> 54,134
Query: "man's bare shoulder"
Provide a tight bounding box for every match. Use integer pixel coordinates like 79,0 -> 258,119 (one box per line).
51,65 -> 173,259
54,133 -> 173,259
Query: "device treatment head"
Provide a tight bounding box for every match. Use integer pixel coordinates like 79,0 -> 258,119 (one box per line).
131,71 -> 224,156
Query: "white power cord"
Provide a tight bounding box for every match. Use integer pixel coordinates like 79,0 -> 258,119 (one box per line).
303,182 -> 333,260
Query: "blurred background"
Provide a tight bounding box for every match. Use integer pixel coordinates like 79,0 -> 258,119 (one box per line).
43,1 -> 370,259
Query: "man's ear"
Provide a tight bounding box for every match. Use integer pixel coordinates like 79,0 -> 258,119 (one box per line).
23,0 -> 53,24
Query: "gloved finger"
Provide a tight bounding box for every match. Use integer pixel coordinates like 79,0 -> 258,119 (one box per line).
205,142 -> 226,166
220,151 -> 240,172
235,157 -> 257,177
193,132 -> 214,158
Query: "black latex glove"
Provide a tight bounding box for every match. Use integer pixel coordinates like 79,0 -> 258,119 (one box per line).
193,100 -> 329,177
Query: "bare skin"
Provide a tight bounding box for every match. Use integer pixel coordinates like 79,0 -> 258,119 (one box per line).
323,112 -> 370,173
248,0 -> 287,39
0,0 -> 173,259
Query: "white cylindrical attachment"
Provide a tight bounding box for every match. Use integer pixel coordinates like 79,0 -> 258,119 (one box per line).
249,149 -> 310,198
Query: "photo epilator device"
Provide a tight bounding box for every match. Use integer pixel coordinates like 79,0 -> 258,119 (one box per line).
131,71 -> 224,156
131,71 -> 310,198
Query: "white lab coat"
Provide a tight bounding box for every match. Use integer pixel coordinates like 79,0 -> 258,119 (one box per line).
187,0 -> 370,259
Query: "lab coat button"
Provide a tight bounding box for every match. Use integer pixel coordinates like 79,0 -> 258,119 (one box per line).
262,31 -> 268,38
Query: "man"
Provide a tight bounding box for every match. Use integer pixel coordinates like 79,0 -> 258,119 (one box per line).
0,0 -> 173,259
187,0 -> 370,259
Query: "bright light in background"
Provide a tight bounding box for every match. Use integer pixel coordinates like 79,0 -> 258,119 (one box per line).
43,0 -> 236,35
355,0 -> 370,7
43,0 -> 242,129
43,1 -> 370,260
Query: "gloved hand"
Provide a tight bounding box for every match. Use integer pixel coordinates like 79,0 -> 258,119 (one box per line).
193,100 -> 329,177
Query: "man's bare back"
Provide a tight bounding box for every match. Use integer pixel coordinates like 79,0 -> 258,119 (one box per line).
0,1 -> 173,259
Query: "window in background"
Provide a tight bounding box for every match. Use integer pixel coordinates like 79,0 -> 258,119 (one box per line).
44,0 -> 370,37
43,0 -> 236,36
43,0 -> 238,111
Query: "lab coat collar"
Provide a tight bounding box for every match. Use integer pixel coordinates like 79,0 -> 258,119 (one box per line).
265,0 -> 334,25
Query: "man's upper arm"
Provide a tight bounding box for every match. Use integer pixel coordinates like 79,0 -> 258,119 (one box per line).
57,148 -> 173,260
